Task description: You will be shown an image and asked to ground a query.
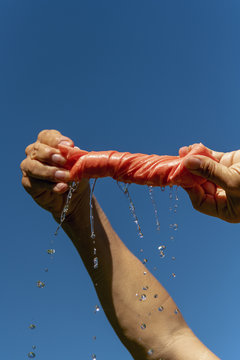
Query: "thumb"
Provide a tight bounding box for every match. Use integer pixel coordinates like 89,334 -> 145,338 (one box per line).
183,156 -> 232,190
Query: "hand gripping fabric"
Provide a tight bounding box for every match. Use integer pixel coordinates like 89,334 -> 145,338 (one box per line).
59,143 -> 218,188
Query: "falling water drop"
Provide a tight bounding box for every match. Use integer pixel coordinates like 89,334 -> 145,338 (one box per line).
117,182 -> 144,239
161,187 -> 165,191
158,306 -> 164,312
148,186 -> 160,231
92,354 -> 97,360
94,305 -> 100,313
142,258 -> 148,264
148,349 -> 154,355
143,271 -> 147,275
32,345 -> 36,350
174,308 -> 179,315
173,223 -> 178,231
142,286 -> 149,290
47,249 -> 55,255
44,267 -> 48,272
171,273 -> 176,278
29,324 -> 36,330
28,352 -> 36,358
140,323 -> 146,330
172,256 -> 176,261
93,257 -> 99,270
89,179 -> 97,240
36,281 -> 45,288
140,294 -> 147,301
154,294 -> 158,298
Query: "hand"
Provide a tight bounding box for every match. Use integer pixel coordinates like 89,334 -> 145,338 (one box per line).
20,129 -> 89,222
182,144 -> 240,223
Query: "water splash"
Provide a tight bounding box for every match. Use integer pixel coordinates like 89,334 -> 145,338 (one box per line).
54,181 -> 79,235
148,186 -> 160,231
117,182 -> 143,239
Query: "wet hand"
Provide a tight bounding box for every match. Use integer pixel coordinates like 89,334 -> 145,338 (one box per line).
20,129 -> 89,222
182,145 -> 240,223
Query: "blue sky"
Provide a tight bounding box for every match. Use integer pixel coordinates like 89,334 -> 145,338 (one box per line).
1,0 -> 240,359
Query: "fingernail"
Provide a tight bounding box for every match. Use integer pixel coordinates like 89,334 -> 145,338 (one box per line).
184,157 -> 202,170
52,154 -> 66,165
59,140 -> 71,146
55,170 -> 67,180
55,183 -> 67,191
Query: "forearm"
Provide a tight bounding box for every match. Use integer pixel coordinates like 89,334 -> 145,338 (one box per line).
61,191 -> 219,360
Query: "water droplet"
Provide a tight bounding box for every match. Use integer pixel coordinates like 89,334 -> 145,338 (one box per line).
142,286 -> 149,290
142,258 -> 148,264
169,193 -> 173,200
93,336 -> 96,340
29,324 -> 36,330
158,245 -> 166,251
93,257 -> 98,269
28,352 -> 36,358
158,306 -> 164,312
169,223 -> 173,229
173,223 -> 178,231
169,207 -> 173,212
154,294 -> 158,298
93,248 -> 97,255
143,271 -> 147,275
170,236 -> 174,240
140,294 -> 147,301
47,249 -> 55,255
159,251 -> 165,259
44,268 -> 48,272
171,273 -> 176,278
148,349 -> 154,355
140,248 -> 143,253
140,323 -> 146,330
91,232 -> 96,239
36,281 -> 45,288
161,187 -> 165,191
172,256 -> 176,261
174,308 -> 179,315
94,305 -> 100,313
32,345 -> 36,350
92,354 -> 97,360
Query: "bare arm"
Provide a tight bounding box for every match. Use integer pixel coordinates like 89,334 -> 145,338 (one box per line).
21,130 -> 219,360
61,190 -> 219,360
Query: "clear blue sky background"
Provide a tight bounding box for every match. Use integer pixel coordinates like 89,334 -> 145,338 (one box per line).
1,1 -> 240,359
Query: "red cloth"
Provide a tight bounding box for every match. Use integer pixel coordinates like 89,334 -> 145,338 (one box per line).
59,143 -> 218,188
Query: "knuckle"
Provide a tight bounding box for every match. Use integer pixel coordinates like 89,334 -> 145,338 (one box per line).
33,141 -> 40,151
37,129 -> 49,141
25,143 -> 34,155
201,160 -> 215,179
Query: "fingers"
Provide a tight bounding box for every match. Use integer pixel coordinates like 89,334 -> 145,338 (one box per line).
183,155 -> 234,191
22,174 -> 69,198
21,157 -> 70,183
37,129 -> 74,148
26,142 -> 67,166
